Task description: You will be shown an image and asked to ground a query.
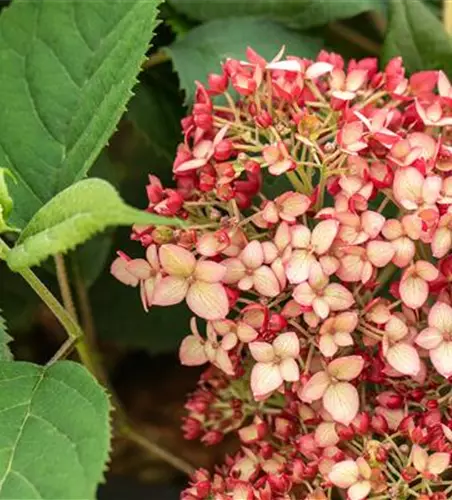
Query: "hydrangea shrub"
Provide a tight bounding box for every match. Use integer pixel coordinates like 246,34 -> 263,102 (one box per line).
112,48 -> 452,500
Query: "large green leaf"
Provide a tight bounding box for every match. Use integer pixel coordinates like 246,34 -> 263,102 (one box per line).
0,360 -> 110,499
169,0 -> 384,29
125,79 -> 183,169
0,311 -> 12,361
382,0 -> 452,74
7,178 -> 183,271
0,0 -> 162,227
172,0 -> 285,19
166,17 -> 323,101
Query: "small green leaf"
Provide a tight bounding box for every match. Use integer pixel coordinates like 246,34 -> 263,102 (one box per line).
383,0 -> 452,74
166,17 -> 323,102
0,311 -> 12,361
0,360 -> 111,499
0,0 -> 163,227
0,169 -> 19,234
169,0 -> 384,28
7,178 -> 183,271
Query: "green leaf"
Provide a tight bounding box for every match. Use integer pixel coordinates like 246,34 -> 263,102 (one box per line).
0,311 -> 12,361
0,170 -> 19,234
7,178 -> 183,271
125,81 -> 184,167
0,360 -> 110,499
0,0 -> 163,228
286,0 -> 385,30
170,0 -> 282,21
382,0 -> 452,74
166,17 -> 323,101
168,0 -> 384,29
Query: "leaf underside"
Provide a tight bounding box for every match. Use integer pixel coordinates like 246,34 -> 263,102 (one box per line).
7,178 -> 181,270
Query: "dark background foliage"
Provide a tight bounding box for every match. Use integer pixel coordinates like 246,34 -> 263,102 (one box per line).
0,0 -> 449,495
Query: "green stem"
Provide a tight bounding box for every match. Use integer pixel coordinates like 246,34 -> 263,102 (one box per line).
2,255 -> 96,374
55,254 -> 78,321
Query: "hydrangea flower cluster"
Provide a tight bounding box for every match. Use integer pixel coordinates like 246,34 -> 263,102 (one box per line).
112,48 -> 452,499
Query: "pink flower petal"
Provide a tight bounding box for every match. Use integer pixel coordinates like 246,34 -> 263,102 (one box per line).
427,453 -> 451,475
313,297 -> 330,319
348,481 -> 371,500
186,281 -> 229,320
153,276 -> 188,306
253,265 -> 281,297
415,260 -> 439,281
250,363 -> 283,399
315,422 -> 339,447
393,167 -> 423,210
279,357 -> 300,382
293,282 -> 316,306
194,260 -> 226,283
334,332 -> 354,347
291,224 -> 311,248
412,445 -> 428,473
422,175 -> 442,204
273,331 -> 300,358
222,258 -> 246,284
432,227 -> 452,258
305,62 -> 334,79
111,257 -> 139,286
392,237 -> 416,268
361,210 -> 385,238
328,356 -> 364,381
214,348 -> 235,376
400,273 -> 428,309
323,382 -> 360,425
323,283 -> 355,311
285,250 -> 316,284
300,371 -> 331,403
249,341 -> 275,363
319,334 -> 338,357
415,327 -> 443,350
179,335 -> 208,366
311,220 -> 339,255
237,323 -> 259,343
386,343 -> 421,376
241,240 -> 264,269
126,259 -> 152,280
429,301 -> 452,333
328,460 -> 359,488
430,341 -> 452,378
159,244 -> 196,277
367,241 -> 395,268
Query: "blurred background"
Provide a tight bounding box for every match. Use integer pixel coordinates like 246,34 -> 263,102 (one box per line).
0,0 -> 447,497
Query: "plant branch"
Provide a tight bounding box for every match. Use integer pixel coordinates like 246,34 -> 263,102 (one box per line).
445,0 -> 452,36
142,49 -> 170,70
329,22 -> 381,55
120,424 -> 195,476
54,254 -> 78,321
71,257 -> 97,345
0,239 -> 97,374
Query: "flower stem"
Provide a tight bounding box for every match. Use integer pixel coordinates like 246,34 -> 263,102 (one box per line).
54,254 -> 78,321
0,240 -> 96,374
444,0 -> 452,36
